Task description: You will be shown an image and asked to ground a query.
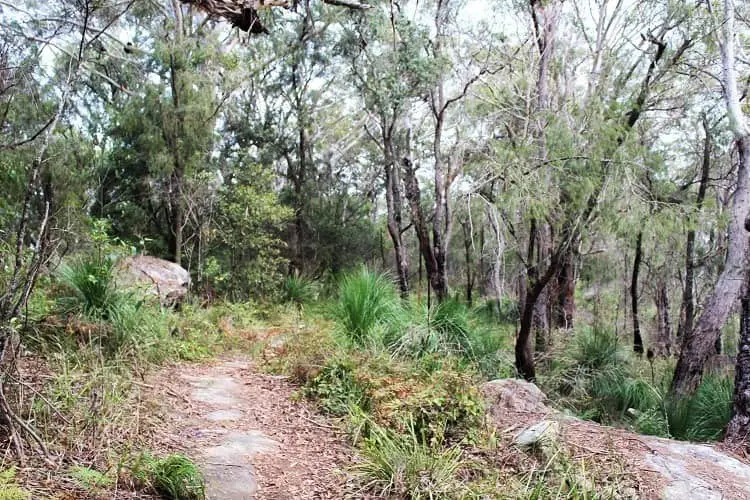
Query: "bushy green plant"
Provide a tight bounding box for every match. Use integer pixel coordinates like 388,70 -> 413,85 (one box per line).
0,468 -> 29,500
335,267 -> 401,346
132,453 -> 204,500
304,359 -> 371,415
666,374 -> 733,441
352,420 -> 464,499
69,465 -> 113,490
282,275 -> 316,309
56,255 -> 123,320
571,326 -> 622,370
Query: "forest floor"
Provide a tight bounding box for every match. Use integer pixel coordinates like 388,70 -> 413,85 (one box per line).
142,354 -> 356,499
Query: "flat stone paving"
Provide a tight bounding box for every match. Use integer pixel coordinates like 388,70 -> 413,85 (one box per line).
181,364 -> 280,500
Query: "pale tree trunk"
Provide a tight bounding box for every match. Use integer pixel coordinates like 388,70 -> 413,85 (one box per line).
673,0 -> 750,398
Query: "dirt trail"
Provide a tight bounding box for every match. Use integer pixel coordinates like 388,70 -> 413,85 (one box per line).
146,356 -> 354,499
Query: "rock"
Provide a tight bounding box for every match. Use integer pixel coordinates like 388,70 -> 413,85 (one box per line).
114,255 -> 190,306
514,420 -> 560,449
480,378 -> 550,416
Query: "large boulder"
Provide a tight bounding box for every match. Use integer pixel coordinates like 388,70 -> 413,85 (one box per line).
480,378 -> 550,416
115,255 -> 190,306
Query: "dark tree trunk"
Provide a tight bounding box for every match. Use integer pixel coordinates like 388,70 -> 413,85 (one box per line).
552,249 -> 576,329
654,279 -> 672,356
516,252 -> 559,381
384,139 -> 409,299
679,118 -> 711,340
167,55 -> 186,266
632,231 -> 644,354
462,221 -> 474,306
672,136 -> 750,397
725,293 -> 750,443
402,157 -> 444,302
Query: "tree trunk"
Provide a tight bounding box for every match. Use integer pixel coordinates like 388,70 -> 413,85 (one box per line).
654,279 -> 672,356
552,249 -> 576,329
384,136 -> 409,299
402,157 -> 442,300
672,136 -> 750,396
672,0 -> 750,396
462,221 -> 474,306
631,231 -> 644,354
678,118 -> 711,340
725,291 -> 750,442
516,252 -> 559,381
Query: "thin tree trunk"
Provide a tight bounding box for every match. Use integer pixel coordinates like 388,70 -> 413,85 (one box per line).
462,221 -> 474,306
384,134 -> 409,299
655,279 -> 672,356
632,231 -> 644,354
679,118 -> 711,340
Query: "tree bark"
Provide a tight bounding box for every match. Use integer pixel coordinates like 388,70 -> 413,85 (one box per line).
725,291 -> 750,442
631,231 -> 644,354
516,251 -> 559,381
462,221 -> 474,306
672,0 -> 750,397
654,279 -> 672,356
384,133 -> 409,299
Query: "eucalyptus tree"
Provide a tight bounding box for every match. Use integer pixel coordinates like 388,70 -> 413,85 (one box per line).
479,0 -> 695,380
675,0 -> 750,400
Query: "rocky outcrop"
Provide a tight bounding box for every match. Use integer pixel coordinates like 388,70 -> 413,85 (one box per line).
115,255 -> 190,306
481,378 -> 750,499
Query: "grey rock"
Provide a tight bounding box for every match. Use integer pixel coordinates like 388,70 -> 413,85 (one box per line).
114,255 -> 190,305
514,420 -> 560,448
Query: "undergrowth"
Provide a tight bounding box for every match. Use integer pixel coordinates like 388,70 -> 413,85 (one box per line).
538,325 -> 733,441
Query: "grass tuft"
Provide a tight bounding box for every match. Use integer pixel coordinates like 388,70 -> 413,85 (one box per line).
132,453 -> 204,500
335,267 -> 401,347
352,420 -> 464,499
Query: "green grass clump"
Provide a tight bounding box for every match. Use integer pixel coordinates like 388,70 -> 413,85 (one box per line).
282,274 -> 317,309
666,374 -> 733,441
352,421 -> 464,499
571,326 -> 622,370
69,465 -> 113,490
132,453 -> 204,500
56,254 -> 125,320
335,267 -> 401,346
0,468 -> 30,500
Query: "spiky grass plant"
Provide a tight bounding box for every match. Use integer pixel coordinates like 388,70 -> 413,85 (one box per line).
56,255 -> 122,320
335,267 -> 402,347
352,420 -> 464,499
282,274 -> 316,310
132,453 -> 204,500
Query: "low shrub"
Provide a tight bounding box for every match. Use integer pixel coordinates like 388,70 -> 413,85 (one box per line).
131,453 -> 204,500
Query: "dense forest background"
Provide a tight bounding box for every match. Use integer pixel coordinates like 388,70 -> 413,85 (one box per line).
4,0 -> 750,497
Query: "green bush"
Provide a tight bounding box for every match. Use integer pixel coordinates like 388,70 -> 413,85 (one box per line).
304,359 -> 371,415
132,453 -> 204,500
666,374 -> 733,441
282,274 -> 316,309
335,267 -> 401,346
56,254 -> 125,320
571,326 -> 622,370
